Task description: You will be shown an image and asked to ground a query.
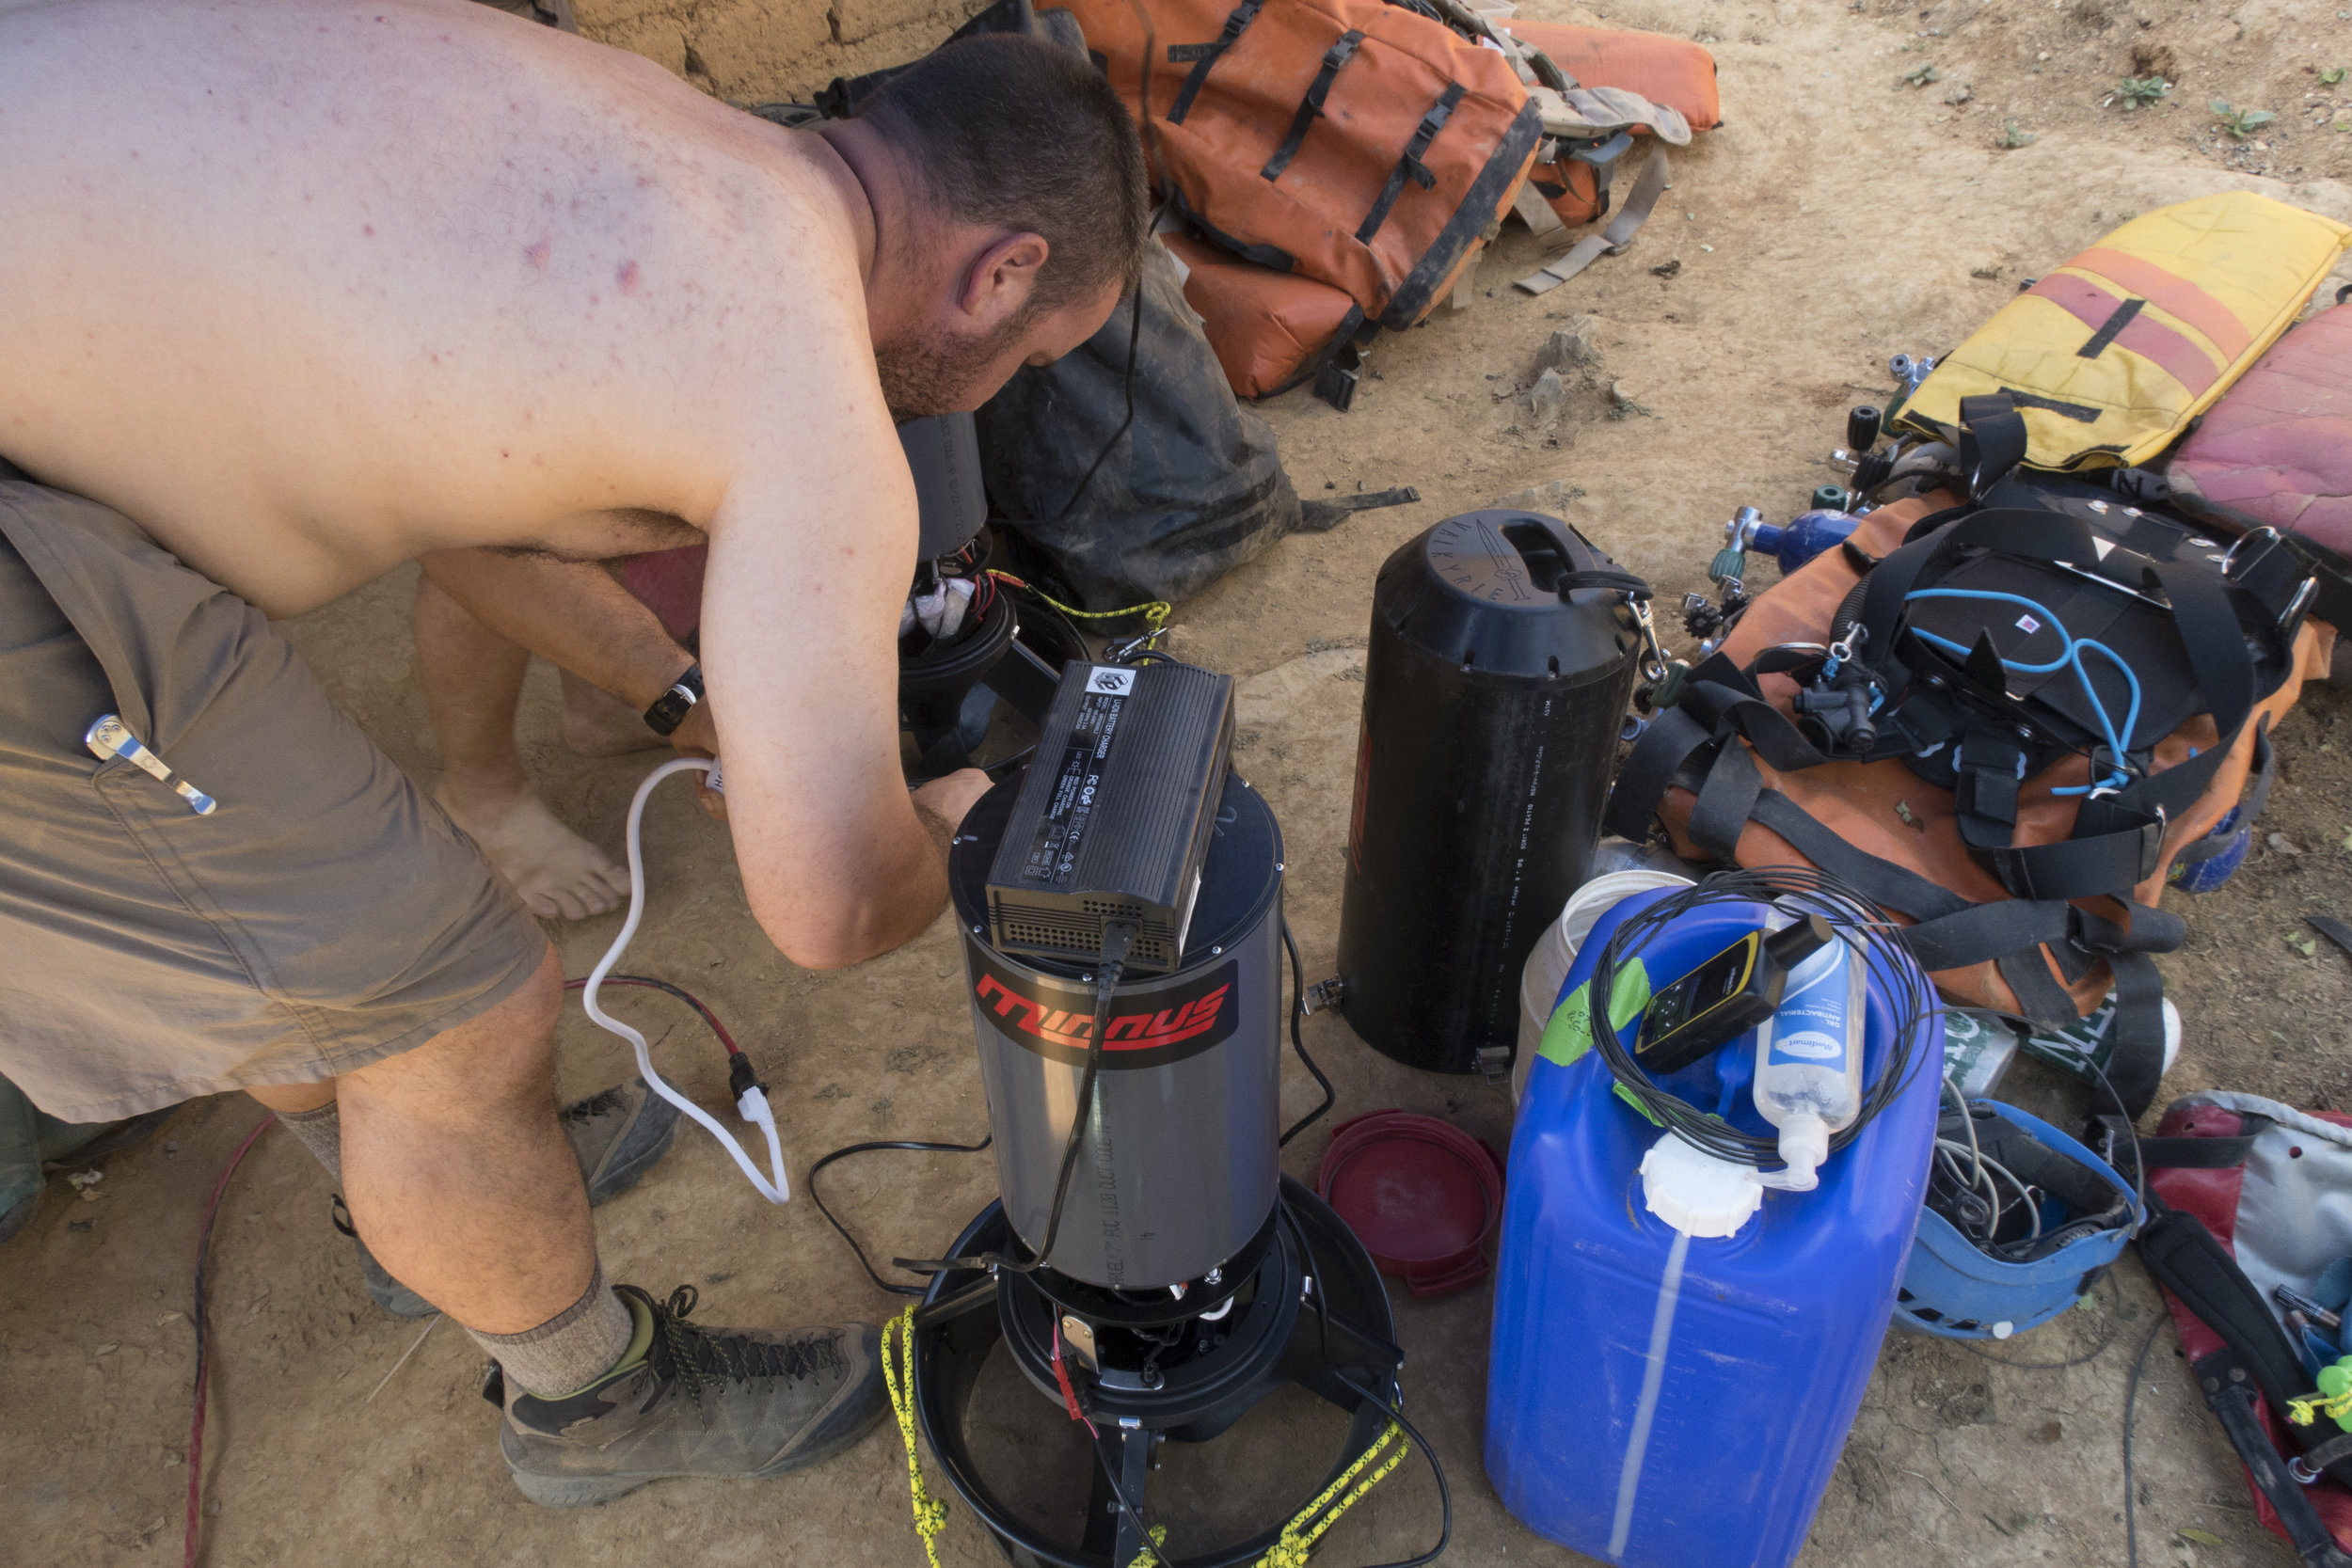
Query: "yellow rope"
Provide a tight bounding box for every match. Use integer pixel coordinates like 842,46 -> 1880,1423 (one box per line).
2286,1386 -> 2352,1427
881,1301 -> 1405,1568
882,1306 -> 950,1568
1253,1420 -> 1410,1568
1123,1523 -> 1170,1567
988,571 -> 1170,634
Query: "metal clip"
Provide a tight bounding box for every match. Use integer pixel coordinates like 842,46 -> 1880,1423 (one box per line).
1303,976 -> 1347,1016
2220,526 -> 2280,578
85,715 -> 216,815
1629,595 -> 1670,685
1820,624 -> 1867,683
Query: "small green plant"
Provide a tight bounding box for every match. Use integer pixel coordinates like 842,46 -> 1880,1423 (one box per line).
1995,119 -> 2038,149
1899,62 -> 1942,87
2111,75 -> 2170,108
2322,66 -> 2347,86
2211,100 -> 2278,138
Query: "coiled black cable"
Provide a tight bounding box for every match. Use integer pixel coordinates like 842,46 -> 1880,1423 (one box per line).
1584,865 -> 1934,1166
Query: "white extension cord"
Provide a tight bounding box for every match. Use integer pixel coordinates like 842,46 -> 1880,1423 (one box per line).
581,756 -> 790,1203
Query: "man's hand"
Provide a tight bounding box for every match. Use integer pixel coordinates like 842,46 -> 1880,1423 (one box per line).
669,701 -> 730,822
911,768 -> 993,856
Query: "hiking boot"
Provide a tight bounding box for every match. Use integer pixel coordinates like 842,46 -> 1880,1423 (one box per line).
561,1078 -> 679,1205
332,1196 -> 437,1317
337,1079 -> 680,1317
495,1284 -> 888,1506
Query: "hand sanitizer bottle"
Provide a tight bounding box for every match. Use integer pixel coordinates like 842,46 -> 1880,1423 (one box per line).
1752,929 -> 1865,1191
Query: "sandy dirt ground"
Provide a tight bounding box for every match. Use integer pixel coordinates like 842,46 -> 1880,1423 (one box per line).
6,0 -> 2352,1565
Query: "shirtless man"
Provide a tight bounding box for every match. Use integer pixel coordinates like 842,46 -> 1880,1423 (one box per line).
0,0 -> 1146,1505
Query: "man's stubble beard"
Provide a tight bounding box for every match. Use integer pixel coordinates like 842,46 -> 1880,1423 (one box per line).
874,306 -> 1044,422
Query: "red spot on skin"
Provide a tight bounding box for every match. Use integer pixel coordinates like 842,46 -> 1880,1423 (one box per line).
500,450 -> 511,459
616,261 -> 641,294
525,240 -> 550,269
363,225 -> 375,237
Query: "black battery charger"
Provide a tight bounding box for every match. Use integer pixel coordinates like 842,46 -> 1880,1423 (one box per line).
982,659 -> 1235,974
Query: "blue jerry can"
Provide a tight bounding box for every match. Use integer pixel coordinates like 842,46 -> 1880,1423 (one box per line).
1485,888 -> 1943,1568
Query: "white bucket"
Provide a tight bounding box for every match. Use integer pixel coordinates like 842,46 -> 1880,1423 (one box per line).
1512,868 -> 1696,1105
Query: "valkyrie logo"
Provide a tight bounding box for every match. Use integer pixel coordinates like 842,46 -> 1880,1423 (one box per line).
970,953 -> 1241,1069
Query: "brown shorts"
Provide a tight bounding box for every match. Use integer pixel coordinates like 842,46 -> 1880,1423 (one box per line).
0,474 -> 548,1122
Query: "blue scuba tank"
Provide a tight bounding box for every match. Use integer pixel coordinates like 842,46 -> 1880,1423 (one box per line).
1485,888 -> 1942,1568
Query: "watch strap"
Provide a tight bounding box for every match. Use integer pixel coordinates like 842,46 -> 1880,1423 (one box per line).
643,663 -> 704,736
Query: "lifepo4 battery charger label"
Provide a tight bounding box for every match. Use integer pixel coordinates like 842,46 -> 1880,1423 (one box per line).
1018,667 -> 1132,888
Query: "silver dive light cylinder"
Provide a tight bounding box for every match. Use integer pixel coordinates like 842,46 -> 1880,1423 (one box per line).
948,771 -> 1285,1291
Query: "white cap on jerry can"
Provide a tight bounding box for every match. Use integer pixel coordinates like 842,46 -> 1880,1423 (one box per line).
1638,1131 -> 1764,1239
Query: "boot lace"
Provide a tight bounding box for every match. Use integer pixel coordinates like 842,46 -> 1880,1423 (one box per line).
644,1286 -> 844,1406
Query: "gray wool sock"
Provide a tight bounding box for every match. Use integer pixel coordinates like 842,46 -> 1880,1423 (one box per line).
275,1101 -> 342,1183
468,1263 -> 640,1400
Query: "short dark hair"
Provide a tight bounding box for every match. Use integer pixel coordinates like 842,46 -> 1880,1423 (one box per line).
857,34 -> 1151,308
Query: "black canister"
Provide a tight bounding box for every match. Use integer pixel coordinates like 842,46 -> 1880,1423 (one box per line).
1336,511 -> 1643,1074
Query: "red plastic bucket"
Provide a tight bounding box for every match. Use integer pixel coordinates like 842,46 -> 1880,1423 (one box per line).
1316,1110 -> 1506,1298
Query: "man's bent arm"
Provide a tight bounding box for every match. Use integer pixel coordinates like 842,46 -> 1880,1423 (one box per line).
697,451 -> 951,971
421,548 -> 694,713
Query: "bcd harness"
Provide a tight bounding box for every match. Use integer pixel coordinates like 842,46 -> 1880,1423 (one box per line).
1607,394 -> 2319,1117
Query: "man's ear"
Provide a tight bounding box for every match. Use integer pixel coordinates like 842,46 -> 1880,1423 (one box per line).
958,231 -> 1051,327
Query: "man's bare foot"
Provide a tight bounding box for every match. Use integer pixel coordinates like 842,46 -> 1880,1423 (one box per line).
437,782 -> 629,921
560,670 -> 671,757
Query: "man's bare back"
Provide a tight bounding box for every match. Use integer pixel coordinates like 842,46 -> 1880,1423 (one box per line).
0,0 -> 1134,972
0,0 -> 870,618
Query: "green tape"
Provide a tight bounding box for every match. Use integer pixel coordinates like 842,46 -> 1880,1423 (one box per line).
1538,959 -> 1652,1068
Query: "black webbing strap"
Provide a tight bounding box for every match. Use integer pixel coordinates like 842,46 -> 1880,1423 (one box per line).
2138,1207 -> 2317,1427
1603,705 -> 1716,844
1165,0 -> 1263,124
1355,83 -> 1464,244
2131,1132 -> 2265,1169
1979,814 -> 2166,903
2103,948 -> 2169,1117
1957,393 -> 2029,499
1687,732 -> 1762,863
2195,1347 -> 2352,1566
1745,783 -> 2173,1037
2143,1199 -> 2352,1516
2231,530 -> 2326,622
2076,296 -> 2146,359
2173,721 -> 2276,865
1261,31 -> 1361,180
1951,724 -> 2025,850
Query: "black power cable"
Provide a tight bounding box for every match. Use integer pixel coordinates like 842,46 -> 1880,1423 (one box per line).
1584,865 -> 1935,1167
893,921 -> 1136,1277
818,914 -> 1326,1290
1279,917 -> 1337,1147
808,1133 -> 993,1297
1279,1196 -> 1454,1568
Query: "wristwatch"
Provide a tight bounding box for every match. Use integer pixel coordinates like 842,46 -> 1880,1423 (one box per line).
643,663 -> 704,737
